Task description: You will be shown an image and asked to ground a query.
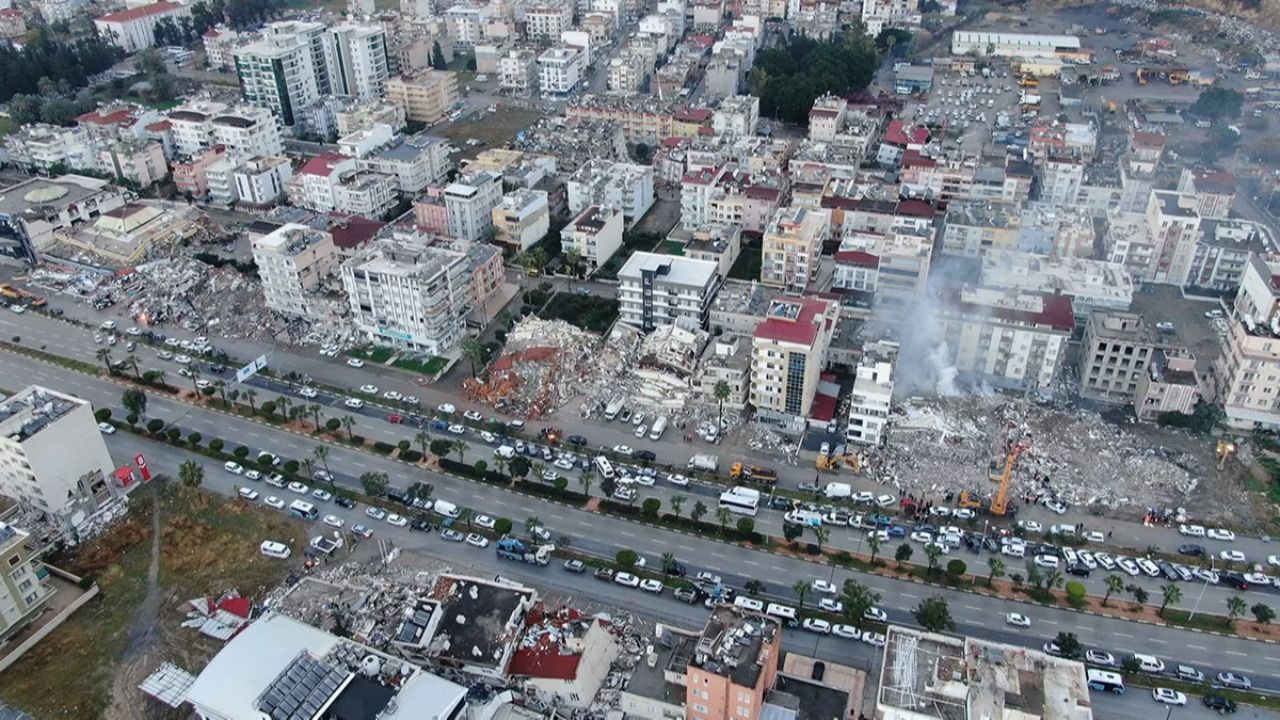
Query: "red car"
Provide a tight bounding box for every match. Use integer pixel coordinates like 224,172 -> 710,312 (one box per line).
387,413 -> 404,424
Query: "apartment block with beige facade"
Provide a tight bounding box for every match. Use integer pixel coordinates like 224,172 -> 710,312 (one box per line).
1136,347 -> 1200,421
1213,254 -> 1280,430
385,69 -> 460,124
760,206 -> 830,292
1078,309 -> 1154,404
251,223 -> 338,319
0,523 -> 55,640
491,189 -> 550,251
750,297 -> 837,421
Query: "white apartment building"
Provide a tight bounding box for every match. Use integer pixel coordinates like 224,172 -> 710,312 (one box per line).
859,0 -> 920,36
233,155 -> 293,207
444,5 -> 491,47
526,2 -> 573,41
607,53 -> 646,93
562,205 -> 624,271
168,101 -> 285,162
711,95 -> 759,138
491,189 -> 550,251
384,69 -> 459,124
252,223 -> 338,319
444,171 -> 503,242
761,205 -> 830,291
567,159 -> 655,229
327,23 -> 391,98
750,297 -> 838,421
1039,156 -> 1084,206
538,44 -> 587,95
0,522 -> 55,640
292,153 -> 397,216
342,235 -> 472,354
617,252 -> 721,331
232,22 -> 330,127
94,1 -> 191,52
202,26 -> 240,70
833,227 -> 932,318
2,124 -> 97,173
846,341 -> 897,446
937,285 -> 1075,391
359,134 -> 451,194
1146,190 -> 1201,285
38,0 -> 89,23
1214,254 -> 1280,430
0,386 -> 118,527
499,50 -> 538,94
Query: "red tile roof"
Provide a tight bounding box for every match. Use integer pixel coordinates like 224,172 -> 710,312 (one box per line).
901,149 -> 936,169
834,250 -> 879,267
883,119 -> 928,147
1131,131 -> 1166,148
327,213 -> 385,249
97,1 -> 183,23
753,297 -> 830,346
1190,170 -> 1236,195
745,186 -> 780,201
0,9 -> 23,18
675,108 -> 713,123
145,120 -> 171,132
895,199 -> 935,218
808,391 -> 837,422
508,636 -> 583,680
300,153 -> 348,177
946,287 -> 1075,331
77,108 -> 133,125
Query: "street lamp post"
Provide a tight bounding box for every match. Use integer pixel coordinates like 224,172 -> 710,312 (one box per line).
1187,557 -> 1215,621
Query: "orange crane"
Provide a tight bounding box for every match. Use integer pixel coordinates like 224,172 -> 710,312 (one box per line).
989,439 -> 1029,516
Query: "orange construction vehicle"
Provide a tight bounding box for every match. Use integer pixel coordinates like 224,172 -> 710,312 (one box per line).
989,439 -> 1029,516
729,462 -> 778,485
0,284 -> 46,307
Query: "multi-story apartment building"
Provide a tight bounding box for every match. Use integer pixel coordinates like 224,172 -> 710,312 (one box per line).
233,22 -> 329,126
562,205 -> 623,271
251,223 -> 338,319
443,171 -> 503,242
167,100 -> 284,162
833,227 -> 932,319
617,252 -> 720,331
1104,209 -> 1156,281
384,69 -> 459,124
1136,347 -> 1201,421
2,124 -> 98,173
1146,190 -> 1201,285
358,133 -> 451,194
525,1 -> 573,41
290,153 -> 397,216
1185,219 -> 1267,292
491,189 -> 550,251
97,140 -> 169,188
567,159 -> 654,228
1177,168 -> 1236,220
750,296 -> 837,421
1078,309 -> 1154,404
443,5 -> 491,47
342,234 -> 472,353
94,1 -> 191,52
538,44 -> 587,95
498,50 -> 538,95
711,95 -> 759,138
937,285 -> 1075,391
233,155 -> 293,206
327,23 -> 391,98
1213,254 -> 1280,430
0,522 -> 55,640
0,386 -> 118,527
684,608 -> 781,720
859,0 -> 920,36
846,340 -> 897,447
202,26 -> 240,69
899,150 -> 976,205
760,206 -> 830,292
607,53 -> 646,93
1039,154 -> 1085,206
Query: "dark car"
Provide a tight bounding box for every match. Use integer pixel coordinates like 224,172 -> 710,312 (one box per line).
769,496 -> 794,510
407,414 -> 426,427
429,419 -> 449,431
633,450 -> 657,462
335,496 -> 356,509
1221,572 -> 1250,590
386,488 -> 408,505
1202,695 -> 1237,714
674,586 -> 700,603
410,518 -> 434,532
1178,543 -> 1206,557
1066,563 -> 1091,577
593,567 -> 614,581
665,562 -> 687,577
914,523 -> 939,534
567,435 -> 588,446
1157,562 -> 1180,580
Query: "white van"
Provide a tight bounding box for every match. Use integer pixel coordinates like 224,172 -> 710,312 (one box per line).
649,416 -> 668,440
824,482 -> 852,499
1132,654 -> 1165,673
733,596 -> 764,612
434,500 -> 461,518
765,603 -> 797,621
495,445 -> 515,459
259,540 -> 291,559
1049,523 -> 1077,536
594,456 -> 615,479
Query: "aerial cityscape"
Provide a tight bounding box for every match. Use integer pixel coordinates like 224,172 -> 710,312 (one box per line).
0,0 -> 1278,717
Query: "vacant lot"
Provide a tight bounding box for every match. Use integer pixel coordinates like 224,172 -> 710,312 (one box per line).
0,483 -> 301,719
436,108 -> 543,161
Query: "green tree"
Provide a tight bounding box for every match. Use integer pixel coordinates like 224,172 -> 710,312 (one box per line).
360,471 -> 389,497
312,445 -> 334,489
745,580 -> 765,597
1159,583 -> 1182,617
578,469 -> 593,497
715,506 -> 732,531
430,438 -> 453,458
691,500 -> 708,523
924,543 -> 943,573
245,388 -> 257,414
431,39 -> 447,70
122,387 -> 148,417
642,498 -> 662,517
1130,585 -> 1149,605
945,559 -> 967,583
812,525 -> 830,554
660,552 -> 677,574
670,494 -> 687,519
460,337 -> 486,377
451,439 -> 467,463
1052,631 -> 1082,660
1120,656 -> 1142,674
494,518 -> 513,535
986,557 -> 1005,587
736,517 -> 754,537
1102,574 -> 1124,607
866,532 -> 884,564
178,460 -> 203,490
1190,85 -> 1244,119
792,579 -> 810,609
615,549 -> 638,568
840,578 -> 880,628
509,456 -> 530,478
1252,602 -> 1275,627
914,596 -> 954,633
1226,595 -> 1247,627
713,379 -> 731,431
96,347 -> 113,372
783,523 -> 804,542
895,543 -> 913,568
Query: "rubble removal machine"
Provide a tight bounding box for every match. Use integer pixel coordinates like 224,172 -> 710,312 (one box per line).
495,536 -> 554,565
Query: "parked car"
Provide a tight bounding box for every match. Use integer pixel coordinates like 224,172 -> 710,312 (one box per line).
563,559 -> 586,573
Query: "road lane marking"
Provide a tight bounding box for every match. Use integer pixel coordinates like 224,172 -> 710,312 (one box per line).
743,560 -> 760,567
1114,632 -> 1134,638
900,592 -> 918,599
1224,651 -> 1247,657
1187,645 -> 1208,651
619,530 -> 636,538
964,605 -> 981,611
1148,639 -> 1166,644
1039,619 -> 1057,625
1265,656 -> 1280,662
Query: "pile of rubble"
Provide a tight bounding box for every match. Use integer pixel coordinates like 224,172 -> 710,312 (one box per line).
870,396 -> 1211,517
103,257 -> 281,341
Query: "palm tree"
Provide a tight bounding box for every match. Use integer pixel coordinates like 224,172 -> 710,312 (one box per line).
713,379 -> 731,431
214,379 -> 228,405
342,415 -> 356,440
564,249 -> 584,278
522,247 -> 547,277
414,430 -> 430,459
661,551 -> 676,574
95,347 -> 113,373
245,388 -> 258,414
275,396 -> 291,422
1159,583 -> 1182,617
812,526 -> 830,554
309,403 -> 322,429
301,458 -> 315,482
524,516 -> 541,535
313,445 -> 334,490
867,532 -> 883,564
460,337 -> 486,377
458,506 -> 474,530
578,469 -> 593,497
188,364 -> 202,392
126,353 -> 141,379
178,459 -> 203,490
792,579 -> 810,609
986,557 -> 1006,587
670,494 -> 687,519
1044,569 -> 1064,590
715,506 -> 731,531
1102,574 -> 1124,607
924,543 -> 943,573
1226,595 -> 1247,627
451,439 -> 467,463
691,500 -> 708,523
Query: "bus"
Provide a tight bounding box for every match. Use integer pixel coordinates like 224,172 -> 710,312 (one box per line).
733,596 -> 764,611
1086,670 -> 1125,695
289,499 -> 318,521
765,603 -> 797,622
719,486 -> 760,516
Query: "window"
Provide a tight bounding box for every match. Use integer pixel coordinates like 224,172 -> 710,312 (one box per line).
692,704 -> 708,714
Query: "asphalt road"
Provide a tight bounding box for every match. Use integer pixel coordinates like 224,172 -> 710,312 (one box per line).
0,310 -> 1274,616
7,351 -> 1280,699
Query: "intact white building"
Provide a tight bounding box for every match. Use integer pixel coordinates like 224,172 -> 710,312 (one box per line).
2,124 -> 98,173
444,171 -> 503,242
342,234 -> 472,354
950,31 -> 1081,59
937,285 -> 1075,391
492,189 -> 550,251
562,205 -> 623,271
711,95 -> 759,138
232,22 -> 329,127
538,44 -> 587,95
0,386 -> 118,527
444,5 -> 491,47
251,223 -> 338,319
499,49 -> 538,95
1214,254 -> 1280,430
525,2 -> 573,41
846,342 -> 896,446
357,133 -> 452,193
618,252 -> 721,331
232,156 -> 293,207
94,1 -> 190,52
291,153 -> 397,216
167,101 -> 285,162
327,23 -> 391,98
567,159 -> 654,229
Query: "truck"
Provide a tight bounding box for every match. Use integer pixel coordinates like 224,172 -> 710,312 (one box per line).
688,454 -> 720,473
730,462 -> 778,485
495,536 -> 554,565
603,397 -> 626,420
648,416 -> 668,440
309,534 -> 343,555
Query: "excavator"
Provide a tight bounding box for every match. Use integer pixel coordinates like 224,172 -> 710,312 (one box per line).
816,453 -> 862,473
0,284 -> 46,307
987,439 -> 1029,517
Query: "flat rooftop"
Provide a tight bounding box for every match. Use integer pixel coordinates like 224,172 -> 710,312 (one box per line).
426,574 -> 534,670
0,386 -> 88,443
619,251 -> 718,288
689,606 -> 779,689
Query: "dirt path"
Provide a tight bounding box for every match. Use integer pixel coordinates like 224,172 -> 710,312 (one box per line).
104,486 -> 164,720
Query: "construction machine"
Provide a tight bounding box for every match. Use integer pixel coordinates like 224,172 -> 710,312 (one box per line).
0,284 -> 45,307
730,462 -> 778,485
957,491 -> 984,510
816,453 -> 861,473
988,440 -> 1029,517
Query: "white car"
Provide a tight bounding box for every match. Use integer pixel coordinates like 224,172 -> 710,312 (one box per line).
287,481 -> 310,495
344,398 -> 365,409
297,387 -> 319,399
464,410 -> 483,422
125,326 -> 142,336
359,384 -> 379,395
322,515 -> 345,529
464,533 -> 489,548
312,489 -> 333,503
1017,520 -> 1043,533
639,579 -> 664,593
1084,531 -> 1105,543
156,350 -> 173,360
911,531 -> 933,544
612,445 -> 633,456
812,579 -> 837,594
553,458 -> 574,471
1268,555 -> 1280,568
1219,550 -> 1247,563
1178,524 -> 1206,537
366,507 -> 387,520
633,474 -> 656,487
1207,528 -> 1236,542
98,421 -> 116,434
802,618 -> 831,634
1117,557 -> 1141,576
438,403 -> 456,415
928,506 -> 951,517
224,461 -> 244,474
265,496 -> 285,509
195,379 -> 212,389
383,390 -> 403,401
862,632 -> 886,648
667,473 -> 691,486
832,624 -> 861,640
447,424 -> 465,434
479,431 -> 497,443
953,508 -> 976,520
238,487 -> 260,501
614,572 -> 641,588
1243,572 -> 1272,585
1151,688 -> 1186,706
1005,613 -> 1031,627
1033,555 -> 1059,569
474,514 -> 497,529
819,598 -> 843,613
1085,650 -> 1116,667
346,358 -> 365,368
386,514 -> 408,527
875,494 -> 896,508
852,491 -> 874,504
174,354 -> 191,365
244,470 -> 262,481
864,607 -> 888,623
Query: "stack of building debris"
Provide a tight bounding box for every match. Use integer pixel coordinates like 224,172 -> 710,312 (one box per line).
179,591 -> 252,642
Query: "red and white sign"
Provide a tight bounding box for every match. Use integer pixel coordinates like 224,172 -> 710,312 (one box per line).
135,453 -> 152,481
